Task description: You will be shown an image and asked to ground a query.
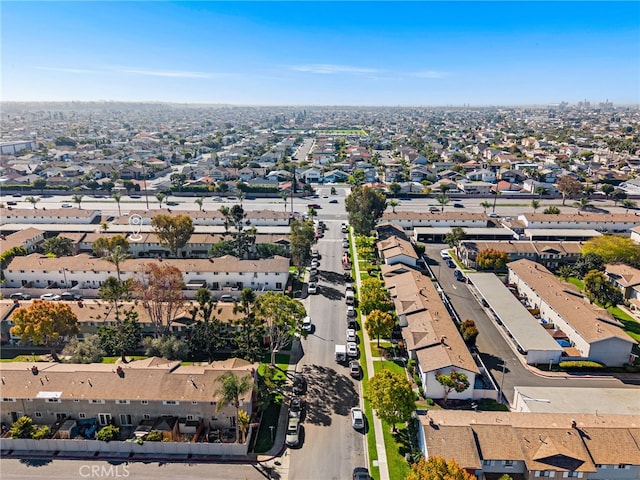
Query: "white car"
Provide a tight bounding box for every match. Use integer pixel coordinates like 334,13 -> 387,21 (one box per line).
347,342 -> 358,357
440,249 -> 451,259
308,283 -> 318,295
302,316 -> 312,332
40,293 -> 61,301
351,407 -> 365,430
346,328 -> 357,342
61,203 -> 73,208
347,306 -> 356,317
285,417 -> 300,447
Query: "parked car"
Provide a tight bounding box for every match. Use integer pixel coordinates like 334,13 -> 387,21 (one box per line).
219,294 -> 236,303
440,249 -> 451,259
347,306 -> 356,317
349,360 -> 361,379
453,202 -> 464,208
308,283 -> 318,295
308,203 -> 321,209
347,342 -> 358,357
351,407 -> 365,430
60,292 -> 82,301
329,199 -> 338,204
446,259 -> 456,268
292,373 -> 307,395
6,201 -> 17,206
429,206 -> 440,213
40,293 -> 61,301
61,203 -> 73,208
454,269 -> 466,282
289,396 -> 304,418
285,417 -> 300,447
346,328 -> 357,342
353,467 -> 371,480
488,212 -> 500,218
347,318 -> 358,330
9,292 -> 31,300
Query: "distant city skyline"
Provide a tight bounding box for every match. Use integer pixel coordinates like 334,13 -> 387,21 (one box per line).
2,1 -> 639,106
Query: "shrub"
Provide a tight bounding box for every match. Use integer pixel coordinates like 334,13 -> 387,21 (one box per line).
145,430 -> 162,442
32,425 -> 50,439
96,424 -> 120,442
559,360 -> 605,370
425,398 -> 435,406
413,373 -> 421,385
9,416 -> 35,438
418,386 -> 425,398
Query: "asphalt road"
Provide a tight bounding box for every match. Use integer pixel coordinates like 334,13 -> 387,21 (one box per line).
424,244 -> 639,404
287,214 -> 366,479
0,458 -> 273,480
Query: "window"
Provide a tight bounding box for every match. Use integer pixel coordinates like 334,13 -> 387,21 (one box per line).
35,412 -> 42,418
535,471 -> 551,478
191,401 -> 198,405
116,400 -> 130,405
143,414 -> 150,420
1,398 -> 16,402
89,399 -> 105,404
616,465 -> 629,470
79,413 -> 86,419
187,415 -> 195,421
141,400 -> 148,405
56,413 -> 66,420
504,460 -> 514,467
46,398 -> 61,403
120,414 -> 133,426
74,399 -> 80,403
483,460 -> 494,466
163,400 -> 179,405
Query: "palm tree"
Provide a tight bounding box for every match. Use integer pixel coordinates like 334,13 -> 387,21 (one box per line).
534,186 -> 547,198
112,192 -> 122,216
531,199 -> 541,213
573,197 -> 593,211
105,245 -> 131,282
621,199 -> 637,213
72,194 -> 83,209
155,192 -> 166,208
388,199 -> 400,213
557,265 -> 574,282
100,221 -> 109,233
280,192 -> 288,212
25,196 -> 40,209
215,372 -> 254,444
480,200 -> 491,213
436,193 -> 450,212
237,410 -> 251,444
195,197 -> 204,211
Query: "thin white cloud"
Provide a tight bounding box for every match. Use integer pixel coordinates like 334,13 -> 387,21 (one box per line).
411,70 -> 450,79
115,67 -> 216,79
290,64 -> 380,75
35,66 -> 98,74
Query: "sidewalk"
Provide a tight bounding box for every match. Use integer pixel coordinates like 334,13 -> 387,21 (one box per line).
351,230 -> 390,480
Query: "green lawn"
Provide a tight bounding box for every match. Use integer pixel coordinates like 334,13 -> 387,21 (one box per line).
609,306 -> 640,343
253,402 -> 282,453
567,276 -> 585,290
370,341 -> 393,358
382,421 -> 411,480
373,359 -> 407,378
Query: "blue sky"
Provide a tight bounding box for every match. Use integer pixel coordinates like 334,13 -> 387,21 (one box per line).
2,1 -> 639,105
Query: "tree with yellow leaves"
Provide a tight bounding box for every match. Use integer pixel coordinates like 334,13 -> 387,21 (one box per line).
10,300 -> 79,362
405,456 -> 476,480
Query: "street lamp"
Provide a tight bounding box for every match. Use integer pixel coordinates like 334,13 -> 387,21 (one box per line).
269,425 -> 275,444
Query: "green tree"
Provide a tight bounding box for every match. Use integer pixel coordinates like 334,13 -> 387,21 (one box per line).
584,269 -> 624,308
436,193 -> 450,212
133,262 -> 186,337
143,335 -> 189,360
557,265 -> 574,281
41,236 -> 73,257
480,200 -> 491,213
25,196 -> 40,209
33,178 -> 47,194
557,175 -> 583,205
583,235 -> 640,267
155,192 -> 166,208
387,199 -> 400,213
290,219 -> 316,276
621,199 -> 637,213
10,416 -> 37,438
612,188 -> 627,206
195,197 -> 204,211
232,288 -> 265,362
359,277 -> 392,315
151,213 -> 194,257
444,226 -> 466,248
96,425 -> 120,442
600,183 -> 615,198
573,252 -> 605,278
573,197 -> 593,211
366,369 -> 416,432
459,320 -> 479,347
72,194 -> 84,209
534,186 -> 548,198
170,173 -> 187,192
255,291 -> 307,365
405,456 -> 476,480
435,370 -> 470,403
97,309 -> 143,362
531,199 -> 540,212
219,205 -> 256,259
93,235 -> 131,280
365,309 -> 395,347
112,192 -> 122,216
345,186 -> 387,235
215,372 -> 254,444
10,300 -> 79,362
348,169 -> 366,186
388,182 -> 402,196
62,334 -> 105,363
